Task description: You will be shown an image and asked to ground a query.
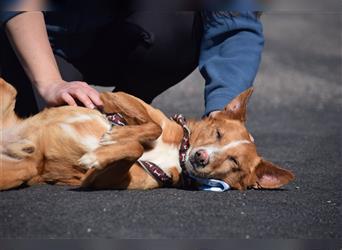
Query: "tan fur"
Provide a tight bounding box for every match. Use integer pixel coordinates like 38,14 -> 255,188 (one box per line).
0,78 -> 294,191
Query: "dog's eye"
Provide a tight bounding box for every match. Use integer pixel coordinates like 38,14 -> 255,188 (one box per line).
216,129 -> 222,140
228,156 -> 239,165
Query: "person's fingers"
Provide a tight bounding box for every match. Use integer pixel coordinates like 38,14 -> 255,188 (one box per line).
209,111 -> 220,118
71,89 -> 95,109
61,92 -> 77,106
77,82 -> 103,106
70,82 -> 103,107
88,92 -> 103,107
87,90 -> 103,107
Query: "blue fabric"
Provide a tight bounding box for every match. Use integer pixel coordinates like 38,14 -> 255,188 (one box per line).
203,0 -> 265,11
189,174 -> 231,192
200,12 -> 264,115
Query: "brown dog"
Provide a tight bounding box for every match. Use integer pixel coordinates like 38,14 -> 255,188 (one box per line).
0,78 -> 294,191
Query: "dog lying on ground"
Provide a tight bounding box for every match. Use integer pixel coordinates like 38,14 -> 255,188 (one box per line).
0,78 -> 294,191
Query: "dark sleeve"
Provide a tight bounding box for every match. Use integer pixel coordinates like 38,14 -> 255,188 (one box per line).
0,12 -> 24,28
199,12 -> 264,116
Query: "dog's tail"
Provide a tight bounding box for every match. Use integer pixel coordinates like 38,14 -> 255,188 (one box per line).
0,78 -> 21,129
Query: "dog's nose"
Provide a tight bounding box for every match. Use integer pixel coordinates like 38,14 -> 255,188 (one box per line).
194,149 -> 209,166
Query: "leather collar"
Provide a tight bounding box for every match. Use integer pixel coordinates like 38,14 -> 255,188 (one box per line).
170,114 -> 191,174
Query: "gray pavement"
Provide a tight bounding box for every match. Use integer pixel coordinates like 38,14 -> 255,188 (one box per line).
0,13 -> 341,239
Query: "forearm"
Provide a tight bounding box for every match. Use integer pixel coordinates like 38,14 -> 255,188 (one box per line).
5,11 -> 62,92
200,12 -> 264,116
4,11 -> 102,108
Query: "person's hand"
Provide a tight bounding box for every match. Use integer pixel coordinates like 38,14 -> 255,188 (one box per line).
38,80 -> 103,109
209,111 -> 220,118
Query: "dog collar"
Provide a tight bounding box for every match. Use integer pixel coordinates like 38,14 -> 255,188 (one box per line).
106,113 -> 128,127
137,160 -> 173,187
170,114 -> 191,173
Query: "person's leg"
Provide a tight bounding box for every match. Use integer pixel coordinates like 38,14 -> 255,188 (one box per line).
117,12 -> 202,103
78,11 -> 202,104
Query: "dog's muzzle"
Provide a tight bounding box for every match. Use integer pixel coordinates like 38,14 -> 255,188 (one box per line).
190,149 -> 210,168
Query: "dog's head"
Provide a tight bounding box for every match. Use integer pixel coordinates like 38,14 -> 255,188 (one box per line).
185,88 -> 294,190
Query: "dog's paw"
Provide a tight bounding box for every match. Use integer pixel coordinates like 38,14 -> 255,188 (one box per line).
78,152 -> 101,170
99,132 -> 117,146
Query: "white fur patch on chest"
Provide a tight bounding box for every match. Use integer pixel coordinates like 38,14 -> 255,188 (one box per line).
139,136 -> 181,175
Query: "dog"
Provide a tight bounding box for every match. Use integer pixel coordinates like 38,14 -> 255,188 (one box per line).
0,78 -> 294,191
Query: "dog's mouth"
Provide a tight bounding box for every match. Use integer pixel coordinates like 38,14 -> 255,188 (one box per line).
189,155 -> 203,170
185,161 -> 204,179
188,154 -> 196,167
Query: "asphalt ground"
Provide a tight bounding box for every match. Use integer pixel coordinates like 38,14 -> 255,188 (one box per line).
0,13 -> 341,239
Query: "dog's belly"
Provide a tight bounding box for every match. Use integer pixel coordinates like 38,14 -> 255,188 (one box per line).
40,110 -> 112,184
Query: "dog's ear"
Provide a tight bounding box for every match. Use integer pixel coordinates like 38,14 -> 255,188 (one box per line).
252,160 -> 295,189
222,88 -> 253,122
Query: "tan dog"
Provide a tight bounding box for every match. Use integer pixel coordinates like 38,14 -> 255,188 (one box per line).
0,78 -> 294,191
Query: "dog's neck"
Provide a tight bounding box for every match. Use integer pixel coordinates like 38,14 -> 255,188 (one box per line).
162,118 -> 203,187
182,119 -> 202,152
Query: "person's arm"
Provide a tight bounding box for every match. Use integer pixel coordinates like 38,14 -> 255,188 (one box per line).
200,12 -> 264,116
3,11 -> 103,108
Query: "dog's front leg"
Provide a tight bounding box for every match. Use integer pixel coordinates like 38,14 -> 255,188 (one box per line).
100,122 -> 162,146
78,139 -> 145,188
78,139 -> 144,171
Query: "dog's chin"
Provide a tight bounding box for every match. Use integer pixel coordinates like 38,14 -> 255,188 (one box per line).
184,159 -> 196,175
184,159 -> 206,178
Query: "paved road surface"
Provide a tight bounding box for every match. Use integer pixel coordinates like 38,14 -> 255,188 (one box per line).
0,13 -> 341,239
